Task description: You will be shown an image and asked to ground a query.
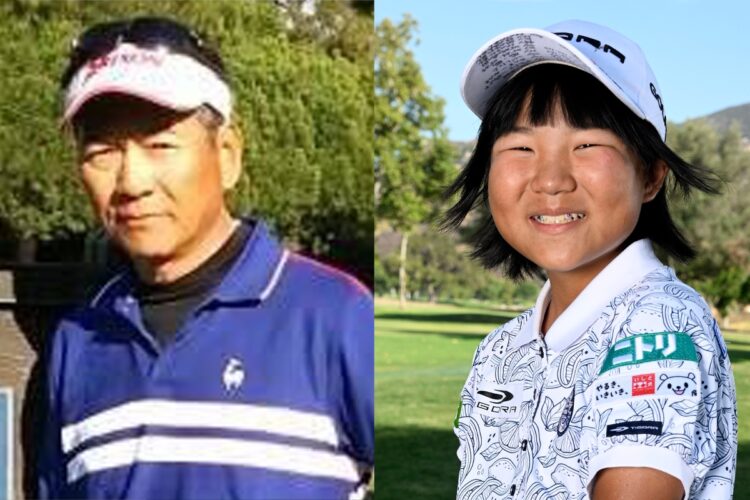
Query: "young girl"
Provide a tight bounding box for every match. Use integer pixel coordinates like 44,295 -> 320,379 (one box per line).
447,20 -> 737,499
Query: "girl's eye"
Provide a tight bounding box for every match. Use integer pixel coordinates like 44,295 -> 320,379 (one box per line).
510,146 -> 532,152
576,143 -> 597,150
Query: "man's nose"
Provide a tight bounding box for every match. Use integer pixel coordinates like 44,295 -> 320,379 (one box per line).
114,143 -> 155,200
529,150 -> 576,195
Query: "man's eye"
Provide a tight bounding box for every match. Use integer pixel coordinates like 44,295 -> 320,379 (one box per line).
148,142 -> 177,150
83,147 -> 116,162
510,146 -> 532,152
576,143 -> 597,150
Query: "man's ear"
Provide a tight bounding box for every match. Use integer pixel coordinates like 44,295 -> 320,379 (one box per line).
217,124 -> 243,190
643,160 -> 668,202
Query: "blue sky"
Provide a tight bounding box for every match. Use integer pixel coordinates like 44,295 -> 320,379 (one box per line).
375,0 -> 750,141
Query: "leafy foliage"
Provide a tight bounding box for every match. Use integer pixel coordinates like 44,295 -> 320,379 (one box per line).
668,120 -> 750,313
374,16 -> 455,302
374,16 -> 453,231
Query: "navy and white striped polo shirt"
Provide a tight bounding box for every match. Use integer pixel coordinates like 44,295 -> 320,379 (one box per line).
39,220 -> 374,499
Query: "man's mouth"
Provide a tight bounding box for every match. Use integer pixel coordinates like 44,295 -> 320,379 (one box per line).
531,213 -> 586,225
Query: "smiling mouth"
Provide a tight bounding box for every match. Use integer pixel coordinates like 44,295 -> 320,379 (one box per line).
531,213 -> 586,225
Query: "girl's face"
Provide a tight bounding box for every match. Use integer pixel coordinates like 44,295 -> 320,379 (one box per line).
487,102 -> 664,282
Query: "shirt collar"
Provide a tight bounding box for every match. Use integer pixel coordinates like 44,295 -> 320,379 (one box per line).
510,239 -> 664,351
202,219 -> 288,303
92,219 -> 288,311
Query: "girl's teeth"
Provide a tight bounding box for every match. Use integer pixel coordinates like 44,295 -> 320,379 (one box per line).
533,213 -> 585,224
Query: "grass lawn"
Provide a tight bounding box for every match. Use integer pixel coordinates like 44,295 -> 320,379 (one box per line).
375,299 -> 750,499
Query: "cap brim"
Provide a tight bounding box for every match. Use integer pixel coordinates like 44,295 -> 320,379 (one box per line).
62,44 -> 231,126
62,85 -> 200,125
460,28 -> 645,122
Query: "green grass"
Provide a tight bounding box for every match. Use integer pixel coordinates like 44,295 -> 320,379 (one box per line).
375,300 -> 750,499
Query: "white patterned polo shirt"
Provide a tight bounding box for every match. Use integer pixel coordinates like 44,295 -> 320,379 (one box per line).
454,239 -> 737,499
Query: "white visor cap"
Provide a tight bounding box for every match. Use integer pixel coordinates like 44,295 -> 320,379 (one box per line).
62,43 -> 232,123
460,20 -> 667,141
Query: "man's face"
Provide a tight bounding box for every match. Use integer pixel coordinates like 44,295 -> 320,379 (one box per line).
75,95 -> 235,266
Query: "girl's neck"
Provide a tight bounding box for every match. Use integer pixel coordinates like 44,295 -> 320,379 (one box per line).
541,247 -> 623,334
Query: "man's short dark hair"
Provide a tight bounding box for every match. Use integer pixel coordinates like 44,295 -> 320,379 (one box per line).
195,105 -> 226,131
443,64 -> 721,280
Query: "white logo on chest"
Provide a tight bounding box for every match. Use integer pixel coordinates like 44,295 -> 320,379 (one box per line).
223,357 -> 245,392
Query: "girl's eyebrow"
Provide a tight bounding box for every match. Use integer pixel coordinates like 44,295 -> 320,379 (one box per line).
504,126 -> 533,135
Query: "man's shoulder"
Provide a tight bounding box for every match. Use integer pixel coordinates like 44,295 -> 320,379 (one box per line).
53,271 -> 128,335
281,252 -> 372,305
85,269 -> 131,309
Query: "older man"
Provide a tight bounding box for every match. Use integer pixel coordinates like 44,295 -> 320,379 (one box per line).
39,16 -> 373,499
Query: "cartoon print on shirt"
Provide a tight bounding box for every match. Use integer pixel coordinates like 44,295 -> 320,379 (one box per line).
556,389 -> 576,436
659,372 -> 697,397
551,463 -> 586,499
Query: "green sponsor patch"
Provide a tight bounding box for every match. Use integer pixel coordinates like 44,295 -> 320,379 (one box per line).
599,332 -> 697,375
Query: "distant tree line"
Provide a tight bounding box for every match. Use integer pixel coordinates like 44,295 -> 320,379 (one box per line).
0,0 -> 373,286
375,228 -> 540,305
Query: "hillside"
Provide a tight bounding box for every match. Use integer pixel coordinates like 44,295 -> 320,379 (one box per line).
699,103 -> 750,139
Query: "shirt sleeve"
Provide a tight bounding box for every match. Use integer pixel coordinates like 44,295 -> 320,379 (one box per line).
333,288 -> 374,467
454,342 -> 481,483
454,326 -> 505,487
38,326 -> 66,499
588,302 -> 734,496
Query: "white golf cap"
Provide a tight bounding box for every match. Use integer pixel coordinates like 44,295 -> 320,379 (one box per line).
62,42 -> 232,123
460,20 -> 667,140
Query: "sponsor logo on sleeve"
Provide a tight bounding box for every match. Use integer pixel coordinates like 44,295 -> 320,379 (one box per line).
595,369 -> 699,405
631,373 -> 655,396
474,381 -> 524,420
599,332 -> 697,375
606,420 -> 663,437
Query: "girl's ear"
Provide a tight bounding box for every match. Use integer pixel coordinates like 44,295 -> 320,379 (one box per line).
643,160 -> 668,202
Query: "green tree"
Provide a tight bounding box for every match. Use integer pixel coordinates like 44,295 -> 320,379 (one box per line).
668,119 -> 750,317
374,16 -> 454,306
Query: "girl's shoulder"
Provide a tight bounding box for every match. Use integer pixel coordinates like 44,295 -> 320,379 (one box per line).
604,264 -> 728,365
472,308 -> 534,362
615,265 -> 716,330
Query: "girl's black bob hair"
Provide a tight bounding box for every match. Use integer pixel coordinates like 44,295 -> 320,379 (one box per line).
442,64 -> 721,280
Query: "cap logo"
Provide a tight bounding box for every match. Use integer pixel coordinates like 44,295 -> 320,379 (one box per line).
650,83 -> 667,127
554,32 -> 626,64
83,49 -> 166,84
